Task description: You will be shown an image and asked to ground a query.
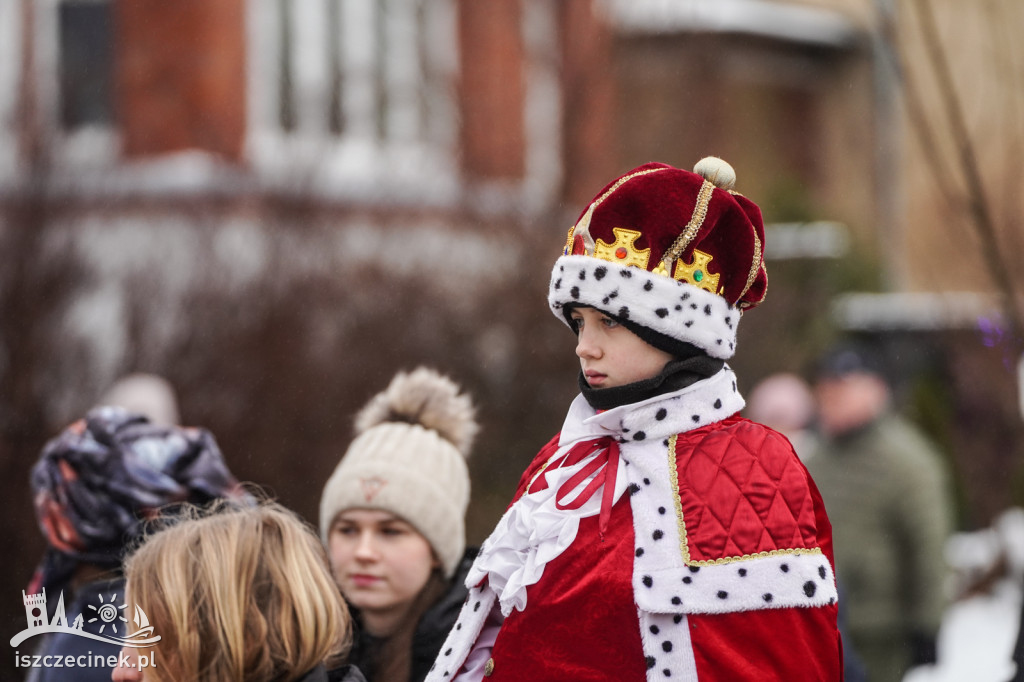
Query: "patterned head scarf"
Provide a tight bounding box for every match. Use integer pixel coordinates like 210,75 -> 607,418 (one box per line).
28,406 -> 250,597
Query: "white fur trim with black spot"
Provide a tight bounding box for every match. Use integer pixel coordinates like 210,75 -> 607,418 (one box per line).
424,583 -> 496,682
596,366 -> 746,443
548,255 -> 740,359
619,388 -> 840,617
639,610 -> 699,682
633,549 -> 838,616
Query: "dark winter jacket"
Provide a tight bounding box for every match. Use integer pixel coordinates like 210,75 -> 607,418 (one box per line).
299,663 -> 368,682
26,576 -> 125,682
349,548 -> 477,682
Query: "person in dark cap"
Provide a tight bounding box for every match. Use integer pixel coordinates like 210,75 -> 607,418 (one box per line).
808,342 -> 954,682
23,406 -> 251,682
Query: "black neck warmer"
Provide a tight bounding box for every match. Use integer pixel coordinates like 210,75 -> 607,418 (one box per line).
579,354 -> 725,411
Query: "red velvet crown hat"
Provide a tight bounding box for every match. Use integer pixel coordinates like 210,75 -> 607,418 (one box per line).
548,158 -> 767,359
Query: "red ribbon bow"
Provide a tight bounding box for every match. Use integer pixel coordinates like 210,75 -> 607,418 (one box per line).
554,436 -> 621,541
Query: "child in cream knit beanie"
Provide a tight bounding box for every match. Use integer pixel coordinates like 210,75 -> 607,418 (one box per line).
319,367 -> 478,578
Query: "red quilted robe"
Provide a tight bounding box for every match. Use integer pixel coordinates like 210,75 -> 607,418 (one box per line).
427,371 -> 843,682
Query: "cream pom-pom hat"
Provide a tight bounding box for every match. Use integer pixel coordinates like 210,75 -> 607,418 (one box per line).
319,368 -> 478,578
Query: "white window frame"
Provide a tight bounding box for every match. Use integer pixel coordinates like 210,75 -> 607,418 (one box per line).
604,0 -> 858,49
521,0 -> 562,212
32,0 -> 120,171
246,0 -> 459,200
0,0 -> 22,183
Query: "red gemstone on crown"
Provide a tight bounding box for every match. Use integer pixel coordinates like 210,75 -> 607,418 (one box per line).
572,234 -> 586,255
615,247 -> 627,259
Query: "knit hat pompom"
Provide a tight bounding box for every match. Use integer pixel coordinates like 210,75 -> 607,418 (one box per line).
354,367 -> 478,457
320,368 -> 478,577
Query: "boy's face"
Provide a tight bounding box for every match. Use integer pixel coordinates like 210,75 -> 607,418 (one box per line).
570,306 -> 674,389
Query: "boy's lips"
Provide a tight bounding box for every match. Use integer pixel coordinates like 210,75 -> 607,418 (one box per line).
584,370 -> 607,386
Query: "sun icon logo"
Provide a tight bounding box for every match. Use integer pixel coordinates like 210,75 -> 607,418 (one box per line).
87,592 -> 128,634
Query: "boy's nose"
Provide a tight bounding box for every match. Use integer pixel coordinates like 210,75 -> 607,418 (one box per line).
576,330 -> 600,359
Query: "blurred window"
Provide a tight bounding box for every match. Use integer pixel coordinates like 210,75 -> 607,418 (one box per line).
0,0 -> 21,180
247,0 -> 458,194
58,0 -> 115,129
33,0 -> 119,170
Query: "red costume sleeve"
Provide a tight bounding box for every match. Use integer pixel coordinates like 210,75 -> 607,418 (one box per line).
509,433 -> 562,506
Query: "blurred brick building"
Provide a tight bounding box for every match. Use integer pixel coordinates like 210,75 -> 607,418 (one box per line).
1,0 -> 1021,665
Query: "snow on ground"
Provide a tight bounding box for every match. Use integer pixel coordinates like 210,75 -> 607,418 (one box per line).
905,508 -> 1024,682
904,577 -> 1020,682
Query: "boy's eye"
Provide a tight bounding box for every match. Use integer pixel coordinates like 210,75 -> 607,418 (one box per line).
569,317 -> 583,333
333,524 -> 358,537
601,316 -> 618,329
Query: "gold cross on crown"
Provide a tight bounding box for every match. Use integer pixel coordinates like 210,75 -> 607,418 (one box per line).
593,228 -> 650,269
672,249 -> 720,293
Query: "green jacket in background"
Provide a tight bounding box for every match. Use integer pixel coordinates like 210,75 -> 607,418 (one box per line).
808,413 -> 953,682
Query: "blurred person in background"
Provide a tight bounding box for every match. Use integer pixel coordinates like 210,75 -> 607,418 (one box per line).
112,500 -> 365,682
745,371 -> 818,461
319,368 -> 479,682
97,373 -> 180,427
24,406 -> 251,682
746,372 -> 868,682
808,342 -> 953,682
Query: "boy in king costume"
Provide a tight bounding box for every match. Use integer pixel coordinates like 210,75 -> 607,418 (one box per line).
427,159 -> 843,681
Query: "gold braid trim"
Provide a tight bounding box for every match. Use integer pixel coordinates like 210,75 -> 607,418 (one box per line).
687,547 -> 825,567
667,434 -> 693,564
727,188 -> 767,308
663,180 -> 715,264
592,166 -> 669,209
738,227 -> 763,303
728,188 -> 765,305
668,433 -> 826,567
563,167 -> 667,256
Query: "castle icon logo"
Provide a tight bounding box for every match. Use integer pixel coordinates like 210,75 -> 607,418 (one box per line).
10,588 -> 161,649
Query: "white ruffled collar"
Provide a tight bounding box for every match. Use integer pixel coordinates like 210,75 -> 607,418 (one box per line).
467,451 -> 629,616
468,368 -> 745,617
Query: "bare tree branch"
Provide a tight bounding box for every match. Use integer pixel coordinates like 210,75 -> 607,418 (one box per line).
907,0 -> 1024,351
876,2 -> 961,217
